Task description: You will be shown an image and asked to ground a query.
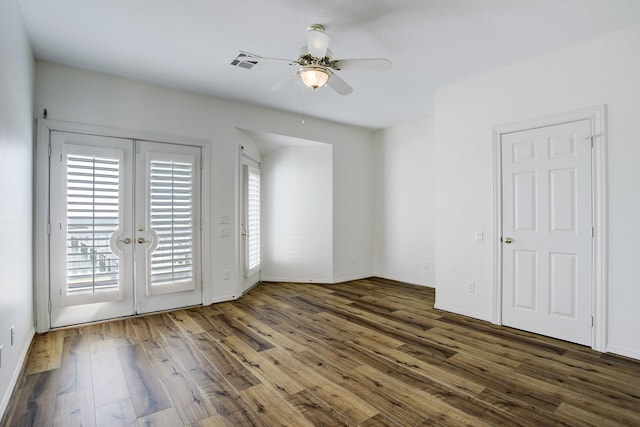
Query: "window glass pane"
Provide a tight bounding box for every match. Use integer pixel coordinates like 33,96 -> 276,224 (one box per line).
66,155 -> 120,295
149,160 -> 194,285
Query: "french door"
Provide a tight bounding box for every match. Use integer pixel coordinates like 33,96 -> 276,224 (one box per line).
49,131 -> 201,327
240,155 -> 261,293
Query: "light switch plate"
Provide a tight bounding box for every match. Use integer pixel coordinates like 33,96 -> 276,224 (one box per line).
474,231 -> 484,242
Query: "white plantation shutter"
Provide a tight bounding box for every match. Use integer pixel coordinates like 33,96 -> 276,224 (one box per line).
244,165 -> 261,276
61,146 -> 126,303
146,154 -> 196,294
140,151 -> 199,296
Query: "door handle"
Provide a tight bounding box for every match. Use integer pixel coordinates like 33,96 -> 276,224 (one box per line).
504,237 -> 513,244
137,237 -> 151,244
118,237 -> 132,244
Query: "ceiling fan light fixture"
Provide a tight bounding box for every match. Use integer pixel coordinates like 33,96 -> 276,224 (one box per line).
299,67 -> 330,90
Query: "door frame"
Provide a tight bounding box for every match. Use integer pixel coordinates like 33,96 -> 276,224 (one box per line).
492,105 -> 607,352
35,119 -> 211,333
238,146 -> 262,294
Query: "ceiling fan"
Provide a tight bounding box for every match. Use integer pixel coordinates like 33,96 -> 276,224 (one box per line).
239,24 -> 392,95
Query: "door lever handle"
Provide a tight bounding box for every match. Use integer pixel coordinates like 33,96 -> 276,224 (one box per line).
118,237 -> 132,244
137,237 -> 151,244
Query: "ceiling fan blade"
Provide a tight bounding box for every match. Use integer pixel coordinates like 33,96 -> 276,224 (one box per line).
326,73 -> 353,96
308,29 -> 330,58
331,58 -> 392,71
271,74 -> 299,92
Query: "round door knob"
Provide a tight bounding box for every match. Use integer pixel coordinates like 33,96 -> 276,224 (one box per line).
504,237 -> 513,244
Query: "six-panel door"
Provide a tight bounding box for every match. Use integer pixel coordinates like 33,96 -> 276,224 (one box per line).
501,119 -> 593,346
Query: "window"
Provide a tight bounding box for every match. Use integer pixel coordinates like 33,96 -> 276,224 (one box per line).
149,159 -> 194,287
65,153 -> 121,296
244,165 -> 261,276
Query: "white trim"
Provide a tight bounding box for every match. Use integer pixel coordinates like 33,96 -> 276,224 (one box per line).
606,344 -> 640,361
434,303 -> 493,323
331,273 -> 380,284
35,121 -> 52,332
259,276 -> 335,284
200,142 -> 212,305
242,281 -> 261,295
258,273 -> 373,284
0,328 -> 35,418
208,294 -> 240,304
35,119 -> 212,332
371,273 -> 435,288
239,149 -> 262,295
492,105 -> 607,352
240,148 -> 261,164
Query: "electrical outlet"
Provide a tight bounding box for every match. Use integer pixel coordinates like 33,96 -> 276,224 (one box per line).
424,262 -> 430,271
223,269 -> 231,280
351,256 -> 357,265
11,325 -> 15,347
467,281 -> 476,293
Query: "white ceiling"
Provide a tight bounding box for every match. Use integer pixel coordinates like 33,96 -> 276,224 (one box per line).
18,0 -> 640,130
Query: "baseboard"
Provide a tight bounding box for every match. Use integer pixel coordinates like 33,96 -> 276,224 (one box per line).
242,281 -> 260,295
433,302 -> 493,323
0,327 -> 35,420
205,294 -> 240,305
258,274 -> 431,286
372,273 -> 435,288
606,344 -> 640,361
259,276 -> 334,284
330,273 -> 372,284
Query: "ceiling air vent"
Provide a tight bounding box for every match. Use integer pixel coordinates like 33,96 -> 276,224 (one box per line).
230,52 -> 267,71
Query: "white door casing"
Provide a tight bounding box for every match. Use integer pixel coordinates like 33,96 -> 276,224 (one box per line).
240,153 -> 261,293
501,119 -> 593,346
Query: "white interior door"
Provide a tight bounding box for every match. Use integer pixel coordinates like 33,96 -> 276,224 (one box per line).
50,132 -> 202,327
50,131 -> 135,327
240,155 -> 261,293
501,119 -> 593,346
134,140 -> 202,313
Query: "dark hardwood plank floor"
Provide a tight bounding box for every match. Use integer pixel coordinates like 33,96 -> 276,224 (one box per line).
2,278 -> 640,426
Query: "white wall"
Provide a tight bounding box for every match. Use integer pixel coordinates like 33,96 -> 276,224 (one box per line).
34,61 -> 375,303
332,132 -> 376,282
262,144 -> 333,282
434,24 -> 640,358
373,117 -> 436,286
0,0 -> 34,416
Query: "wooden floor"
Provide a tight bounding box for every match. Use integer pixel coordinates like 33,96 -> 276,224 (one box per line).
3,278 -> 640,426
